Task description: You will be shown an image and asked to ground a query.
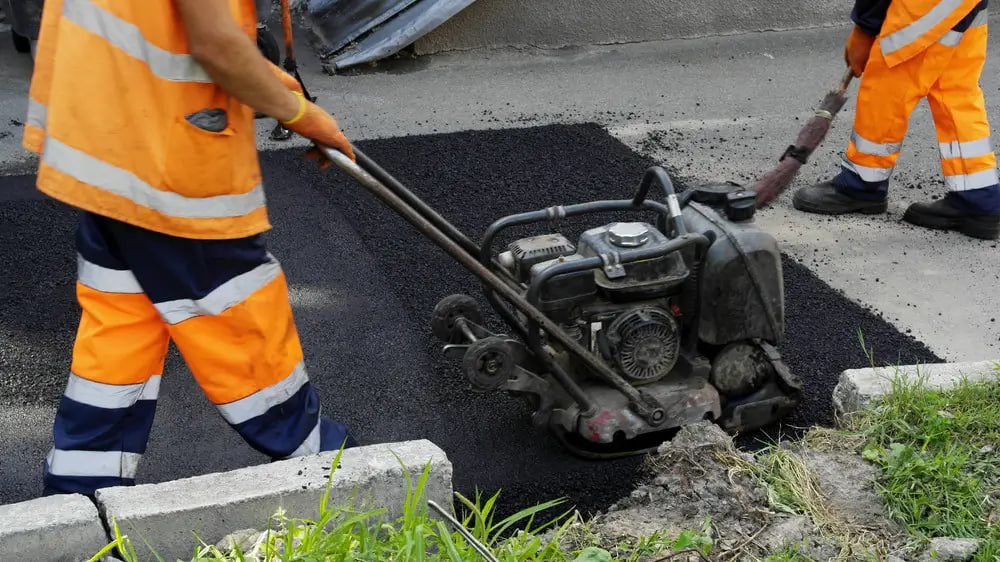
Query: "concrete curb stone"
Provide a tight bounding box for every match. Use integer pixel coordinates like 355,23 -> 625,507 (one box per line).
0,493 -> 109,562
95,440 -> 452,562
832,360 -> 1000,423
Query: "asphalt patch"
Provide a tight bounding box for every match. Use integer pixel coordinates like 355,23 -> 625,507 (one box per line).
0,123 -> 939,518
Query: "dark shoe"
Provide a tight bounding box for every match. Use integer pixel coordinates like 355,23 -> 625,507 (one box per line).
792,182 -> 888,215
903,198 -> 1000,240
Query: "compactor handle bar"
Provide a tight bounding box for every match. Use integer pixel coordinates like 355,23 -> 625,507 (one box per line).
318,144 -> 670,427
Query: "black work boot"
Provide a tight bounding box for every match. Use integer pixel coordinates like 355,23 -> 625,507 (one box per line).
792,181 -> 888,215
903,198 -> 1000,240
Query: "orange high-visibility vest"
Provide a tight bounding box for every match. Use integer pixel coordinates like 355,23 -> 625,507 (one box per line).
879,0 -> 984,67
23,0 -> 270,240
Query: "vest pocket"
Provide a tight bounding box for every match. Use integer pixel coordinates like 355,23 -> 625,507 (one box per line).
164,111 -> 236,200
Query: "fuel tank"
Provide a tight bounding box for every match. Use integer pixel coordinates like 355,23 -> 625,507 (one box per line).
680,190 -> 784,346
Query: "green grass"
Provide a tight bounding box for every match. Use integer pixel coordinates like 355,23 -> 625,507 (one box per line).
840,346 -> 1000,561
90,446 -> 714,562
89,343 -> 1000,561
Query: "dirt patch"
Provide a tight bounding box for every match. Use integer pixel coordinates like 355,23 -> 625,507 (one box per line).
794,447 -> 904,538
574,422 -> 907,560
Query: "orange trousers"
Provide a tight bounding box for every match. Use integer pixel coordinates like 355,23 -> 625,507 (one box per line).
833,12 -> 1000,214
43,212 -> 356,497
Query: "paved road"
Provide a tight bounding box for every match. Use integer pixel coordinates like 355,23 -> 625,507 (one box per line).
0,124 -> 938,515
3,23 -> 997,360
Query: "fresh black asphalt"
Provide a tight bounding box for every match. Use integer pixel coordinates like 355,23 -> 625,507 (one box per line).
0,124 -> 940,516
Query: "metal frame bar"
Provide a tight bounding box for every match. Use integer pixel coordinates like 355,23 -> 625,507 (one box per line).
322,146 -> 676,425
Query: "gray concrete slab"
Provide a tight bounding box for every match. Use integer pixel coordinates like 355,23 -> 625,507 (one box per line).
0,493 -> 109,561
95,440 -> 451,562
833,360 -> 1000,420
413,0 -> 853,54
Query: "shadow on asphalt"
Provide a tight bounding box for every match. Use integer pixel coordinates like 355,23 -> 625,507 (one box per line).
0,124 -> 940,518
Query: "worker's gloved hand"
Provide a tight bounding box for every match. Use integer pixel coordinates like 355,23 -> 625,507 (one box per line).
844,25 -> 876,77
268,61 -> 304,95
280,92 -> 356,165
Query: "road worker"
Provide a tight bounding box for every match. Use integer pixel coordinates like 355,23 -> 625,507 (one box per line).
792,0 -> 1000,240
22,0 -> 358,497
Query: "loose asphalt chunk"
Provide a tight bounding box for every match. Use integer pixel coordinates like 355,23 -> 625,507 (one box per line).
0,124 -> 939,517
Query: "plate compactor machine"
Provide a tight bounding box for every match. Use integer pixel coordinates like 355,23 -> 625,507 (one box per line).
322,146 -> 802,459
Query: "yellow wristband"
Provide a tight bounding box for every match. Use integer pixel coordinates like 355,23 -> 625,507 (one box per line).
282,91 -> 307,125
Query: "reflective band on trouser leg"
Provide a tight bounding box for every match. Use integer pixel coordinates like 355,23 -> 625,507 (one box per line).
928,24 -> 1000,215
44,290 -> 168,495
44,379 -> 158,496
45,248 -> 168,496
833,38 -> 938,200
163,256 -> 352,458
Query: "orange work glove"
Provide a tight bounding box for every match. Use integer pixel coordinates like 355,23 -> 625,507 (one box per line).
280,91 -> 356,165
268,61 -> 304,94
844,25 -> 876,77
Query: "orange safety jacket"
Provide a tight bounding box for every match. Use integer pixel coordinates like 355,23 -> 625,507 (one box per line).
23,0 -> 270,240
875,0 -> 986,67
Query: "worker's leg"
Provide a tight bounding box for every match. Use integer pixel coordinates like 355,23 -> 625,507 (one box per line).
100,217 -> 357,459
43,213 -> 169,496
793,40 -> 929,214
906,20 -> 1000,239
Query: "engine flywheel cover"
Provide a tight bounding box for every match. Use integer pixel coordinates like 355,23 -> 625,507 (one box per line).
607,307 -> 680,383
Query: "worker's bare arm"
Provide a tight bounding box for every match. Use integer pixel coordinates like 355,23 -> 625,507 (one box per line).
173,0 -> 299,122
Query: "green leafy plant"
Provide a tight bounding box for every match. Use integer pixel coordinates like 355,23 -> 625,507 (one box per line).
844,348 -> 1000,560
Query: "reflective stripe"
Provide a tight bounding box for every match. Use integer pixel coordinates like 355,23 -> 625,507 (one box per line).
938,10 -> 989,46
970,8 -> 989,27
65,373 -> 161,409
288,418 -> 322,457
43,136 -> 266,220
46,449 -> 141,478
27,98 -> 47,129
881,0 -> 966,56
939,137 -> 994,160
217,362 -> 309,425
62,0 -> 211,83
944,168 -> 1000,191
851,130 -> 902,157
842,156 -> 894,182
77,254 -> 143,294
154,256 -> 282,324
938,30 -> 964,46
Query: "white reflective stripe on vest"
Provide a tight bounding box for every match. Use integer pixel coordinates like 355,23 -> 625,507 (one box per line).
851,130 -> 902,157
970,8 -> 989,27
842,157 -> 894,182
154,256 -> 282,325
881,0 -> 968,56
43,136 -> 266,220
939,137 -> 994,160
46,449 -> 142,478
27,98 -> 47,129
77,254 -> 144,294
938,9 -> 989,45
938,30 -> 964,46
216,362 -> 309,425
62,0 -> 212,83
288,417 -> 322,457
944,168 -> 1000,191
65,373 -> 161,409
